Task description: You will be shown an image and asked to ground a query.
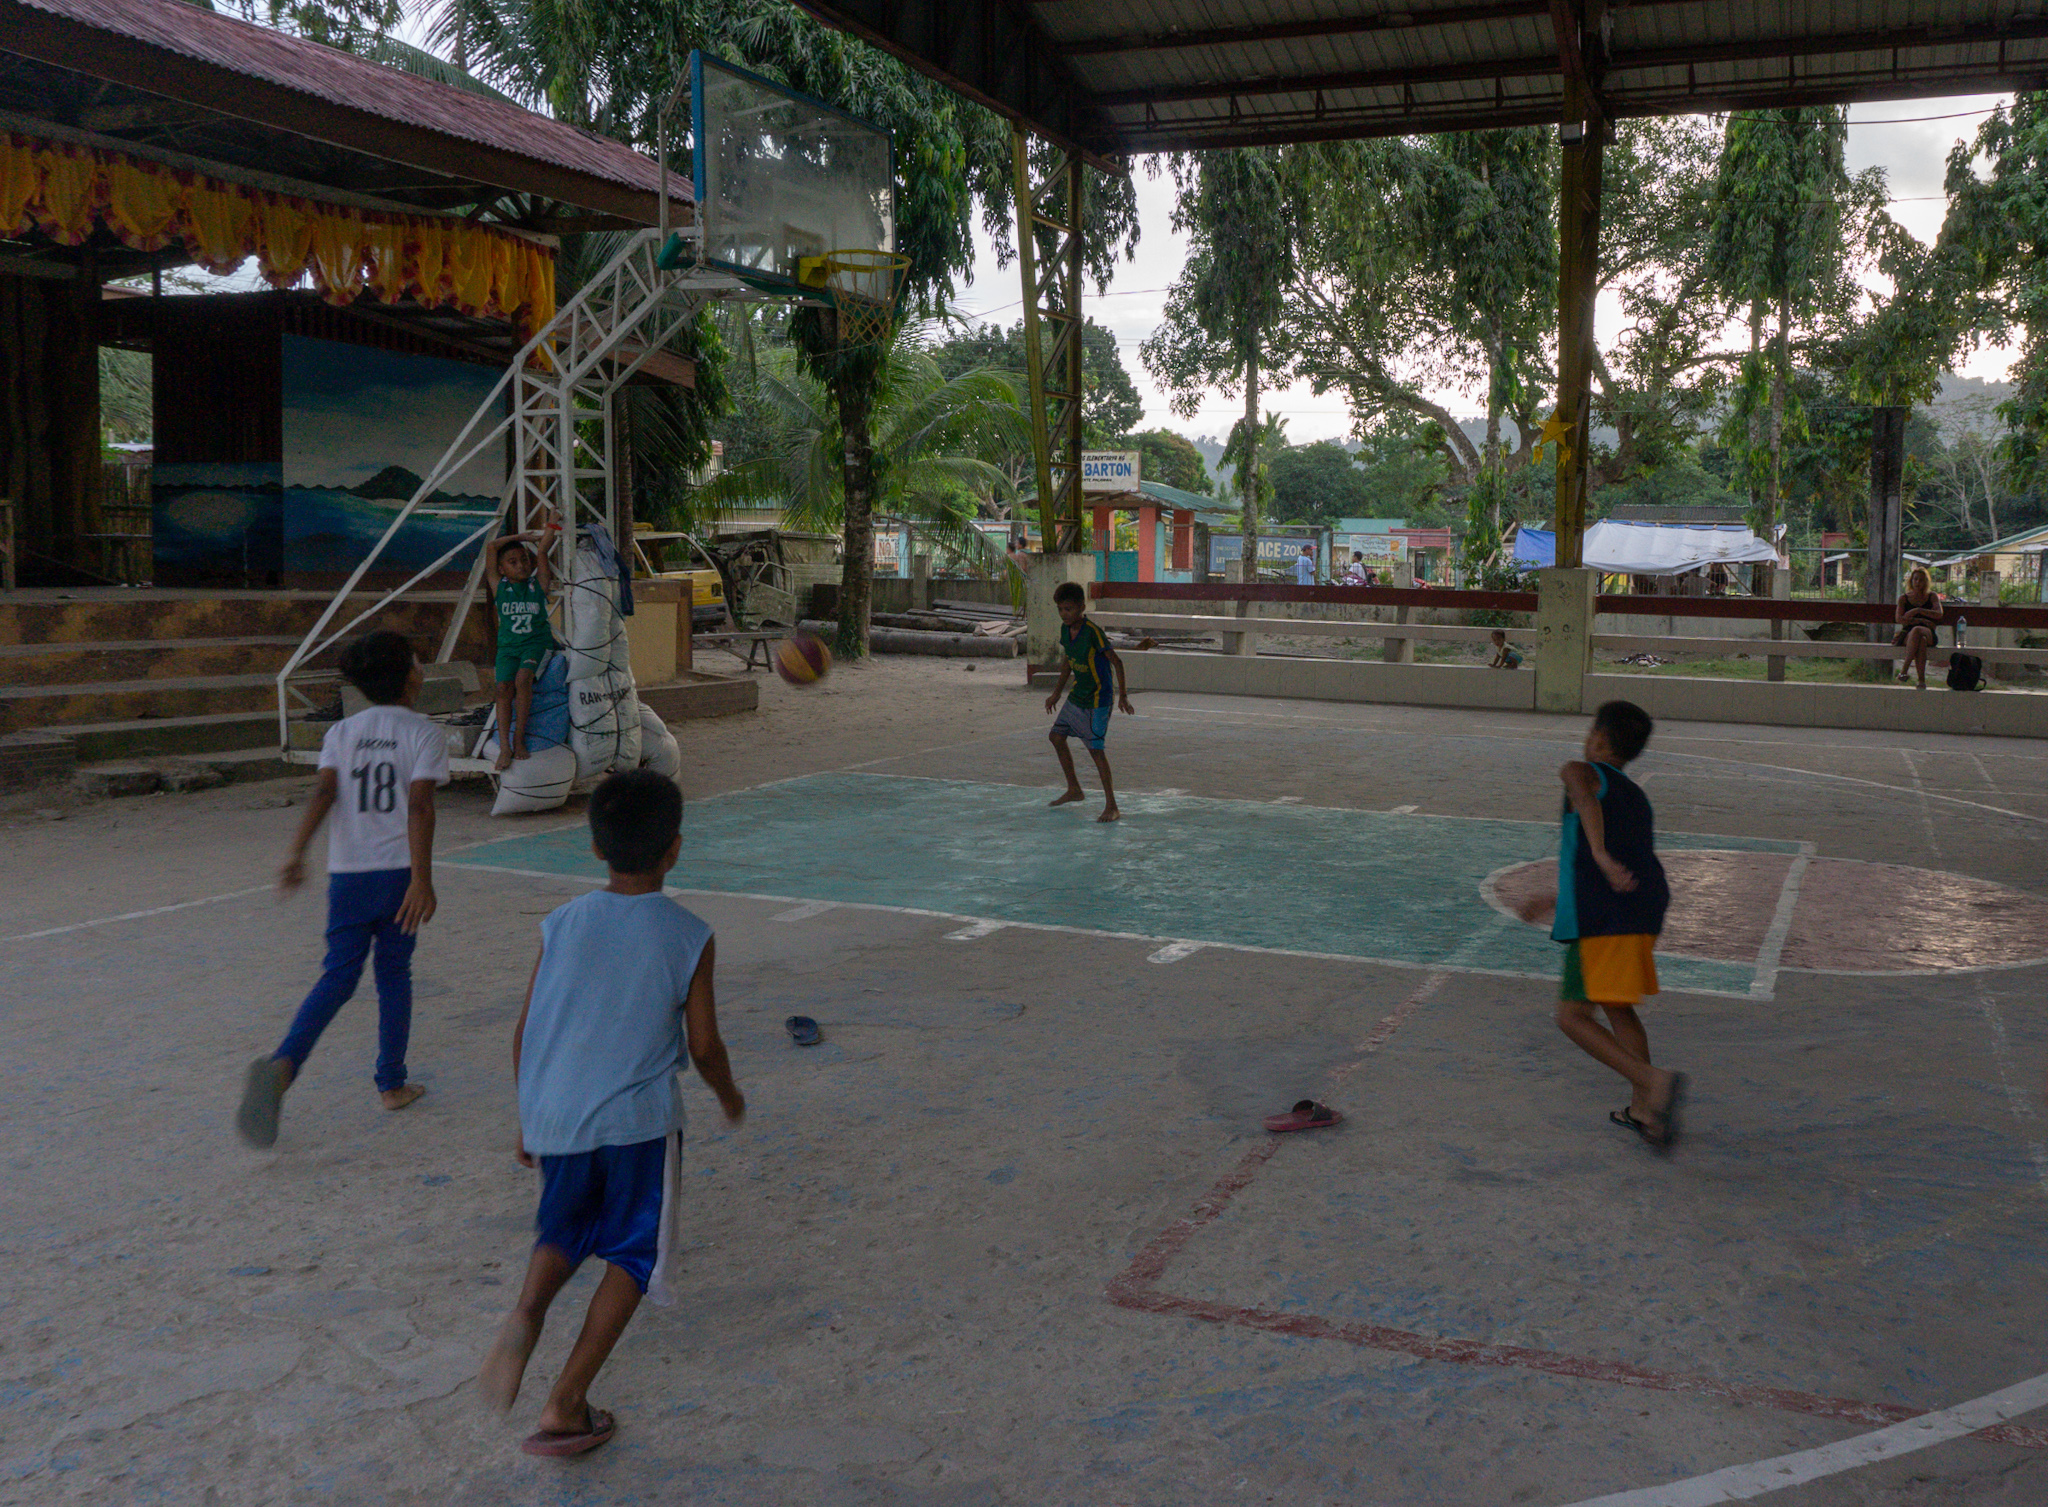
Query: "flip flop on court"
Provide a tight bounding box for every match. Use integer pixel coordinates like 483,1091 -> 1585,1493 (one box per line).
1263,1099 -> 1342,1133
521,1406 -> 615,1458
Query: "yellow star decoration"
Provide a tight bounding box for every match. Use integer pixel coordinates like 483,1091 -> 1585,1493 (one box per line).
1537,411 -> 1575,469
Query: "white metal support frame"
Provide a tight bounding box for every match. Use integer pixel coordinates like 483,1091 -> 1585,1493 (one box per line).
274,228 -> 746,763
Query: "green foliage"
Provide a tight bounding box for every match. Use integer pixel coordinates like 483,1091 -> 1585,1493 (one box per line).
1936,94 -> 2048,490
929,318 -> 1142,444
1127,429 -> 1213,496
697,323 -> 1027,543
1267,440 -> 1370,526
98,348 -> 151,448
1220,410 -> 1287,521
1283,131 -> 1555,484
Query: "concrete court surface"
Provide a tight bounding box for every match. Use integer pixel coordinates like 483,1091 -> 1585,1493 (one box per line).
4,655 -> 2048,1506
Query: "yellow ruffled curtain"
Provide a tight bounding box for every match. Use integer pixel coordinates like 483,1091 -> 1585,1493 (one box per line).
0,133 -> 554,331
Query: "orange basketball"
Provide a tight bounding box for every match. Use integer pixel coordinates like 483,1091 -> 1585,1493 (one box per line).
775,631 -> 833,686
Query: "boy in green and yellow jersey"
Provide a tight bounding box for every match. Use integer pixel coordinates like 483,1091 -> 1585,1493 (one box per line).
486,525 -> 558,771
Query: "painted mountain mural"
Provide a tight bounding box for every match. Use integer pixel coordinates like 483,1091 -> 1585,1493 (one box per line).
282,335 -> 507,580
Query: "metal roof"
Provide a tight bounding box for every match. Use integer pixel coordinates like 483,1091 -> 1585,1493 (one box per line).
0,0 -> 688,227
794,0 -> 2048,162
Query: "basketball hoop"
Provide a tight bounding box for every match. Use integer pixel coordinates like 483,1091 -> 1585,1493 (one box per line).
821,249 -> 909,347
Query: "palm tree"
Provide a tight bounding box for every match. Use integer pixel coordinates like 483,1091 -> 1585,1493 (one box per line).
696,323 -> 1029,578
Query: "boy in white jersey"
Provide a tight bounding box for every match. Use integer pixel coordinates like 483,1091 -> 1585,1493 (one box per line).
236,630 -> 449,1148
478,769 -> 745,1457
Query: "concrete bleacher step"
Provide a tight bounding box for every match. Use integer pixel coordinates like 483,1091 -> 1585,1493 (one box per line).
0,672 -> 279,731
46,710 -> 281,763
0,636 -> 308,685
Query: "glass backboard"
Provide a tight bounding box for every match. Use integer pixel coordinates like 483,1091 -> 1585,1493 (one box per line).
692,53 -> 895,291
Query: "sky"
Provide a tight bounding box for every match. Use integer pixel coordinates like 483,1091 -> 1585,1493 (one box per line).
945,95 -> 2020,447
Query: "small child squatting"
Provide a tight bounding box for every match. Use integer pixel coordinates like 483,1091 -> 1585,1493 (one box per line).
236,630 -> 446,1148
479,770 -> 746,1458
1488,629 -> 1523,670
1516,700 -> 1686,1150
1044,581 -> 1136,822
487,520 -> 559,772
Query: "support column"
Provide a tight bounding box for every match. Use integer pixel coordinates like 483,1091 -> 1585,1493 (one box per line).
1551,25 -> 1605,570
1024,551 -> 1095,679
1766,566 -> 1791,682
1867,405 -> 1907,680
1137,505 -> 1158,583
1013,128 -> 1085,556
1536,567 -> 1596,715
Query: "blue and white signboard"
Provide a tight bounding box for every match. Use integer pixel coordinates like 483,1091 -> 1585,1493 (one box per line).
1081,450 -> 1140,493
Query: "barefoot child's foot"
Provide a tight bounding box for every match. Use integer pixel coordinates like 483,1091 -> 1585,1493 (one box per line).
1048,789 -> 1086,807
512,743 -> 531,762
1097,806 -> 1121,823
478,1312 -> 541,1413
494,746 -> 514,772
380,1083 -> 426,1112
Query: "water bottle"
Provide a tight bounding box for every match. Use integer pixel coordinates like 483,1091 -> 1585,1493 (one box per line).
1956,616 -> 1968,648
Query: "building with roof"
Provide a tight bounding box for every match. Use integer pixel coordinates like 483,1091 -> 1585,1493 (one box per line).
0,0 -> 690,585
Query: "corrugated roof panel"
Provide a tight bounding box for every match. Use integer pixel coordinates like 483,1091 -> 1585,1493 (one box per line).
13,0 -> 678,202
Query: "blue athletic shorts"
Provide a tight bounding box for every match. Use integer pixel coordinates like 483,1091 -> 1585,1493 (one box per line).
534,1133 -> 674,1293
1051,699 -> 1112,752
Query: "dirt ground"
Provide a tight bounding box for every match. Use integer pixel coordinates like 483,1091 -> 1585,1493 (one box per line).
5,654 -> 2048,1506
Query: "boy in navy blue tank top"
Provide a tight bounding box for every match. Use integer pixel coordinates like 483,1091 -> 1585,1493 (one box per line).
1516,701 -> 1686,1151
478,770 -> 745,1456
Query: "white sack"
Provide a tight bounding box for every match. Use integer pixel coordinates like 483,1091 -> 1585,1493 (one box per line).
638,703 -> 681,780
563,538 -> 630,680
487,742 -> 577,815
569,667 -> 638,781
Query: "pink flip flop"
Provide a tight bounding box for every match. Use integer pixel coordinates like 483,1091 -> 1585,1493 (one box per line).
521,1407 -> 616,1458
1263,1099 -> 1342,1133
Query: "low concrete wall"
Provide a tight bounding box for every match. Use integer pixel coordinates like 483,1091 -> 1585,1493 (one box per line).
1122,650 -> 1537,710
1098,596 -> 1525,629
1583,673 -> 2048,738
1119,649 -> 2048,736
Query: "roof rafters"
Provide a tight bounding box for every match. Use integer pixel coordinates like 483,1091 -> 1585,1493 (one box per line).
1059,1 -> 1548,60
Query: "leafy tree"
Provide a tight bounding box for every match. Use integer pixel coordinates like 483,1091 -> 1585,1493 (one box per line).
696,325 -> 1028,574
1143,150 -> 1299,572
1267,440 -> 1372,526
930,318 -> 1142,445
1702,107 -> 1886,542
1218,410 -> 1288,546
1127,429 -> 1212,495
1933,94 -> 2048,491
1284,131 -> 1553,489
1351,417 -> 1452,524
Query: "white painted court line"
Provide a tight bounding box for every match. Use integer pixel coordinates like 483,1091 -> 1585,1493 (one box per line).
1555,1369 -> 2048,1506
1389,803 -> 1418,814
1,883 -> 273,943
943,919 -> 1007,942
1147,941 -> 1206,965
1748,842 -> 1814,999
439,862 -> 1762,999
1977,980 -> 2048,1196
772,900 -> 838,923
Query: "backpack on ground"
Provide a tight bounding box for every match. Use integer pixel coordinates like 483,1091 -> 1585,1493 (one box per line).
1946,651 -> 1986,691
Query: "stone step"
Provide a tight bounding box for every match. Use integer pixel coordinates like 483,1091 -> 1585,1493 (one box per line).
48,710 -> 279,762
0,636 -> 310,686
0,673 -> 278,732
71,746 -> 299,799
0,590 -> 492,657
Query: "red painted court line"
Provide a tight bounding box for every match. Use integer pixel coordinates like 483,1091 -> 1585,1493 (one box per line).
1104,970 -> 2048,1454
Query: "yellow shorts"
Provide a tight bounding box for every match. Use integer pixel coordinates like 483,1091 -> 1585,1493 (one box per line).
1561,934 -> 1659,1007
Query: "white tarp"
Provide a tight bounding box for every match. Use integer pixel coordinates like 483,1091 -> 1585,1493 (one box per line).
1581,521 -> 1779,576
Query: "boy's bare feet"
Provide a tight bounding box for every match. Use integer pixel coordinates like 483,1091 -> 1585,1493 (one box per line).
494,746 -> 514,772
478,1311 -> 541,1413
1049,788 -> 1086,807
380,1084 -> 426,1112
1098,806 -> 1121,823
512,743 -> 531,763
235,1056 -> 293,1148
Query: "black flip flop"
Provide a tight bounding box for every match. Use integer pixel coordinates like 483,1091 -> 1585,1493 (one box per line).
785,1015 -> 821,1046
1263,1099 -> 1342,1133
1609,1107 -> 1655,1143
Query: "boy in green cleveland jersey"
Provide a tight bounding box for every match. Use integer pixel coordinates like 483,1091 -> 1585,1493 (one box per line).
1044,581 -> 1135,822
486,523 -> 558,771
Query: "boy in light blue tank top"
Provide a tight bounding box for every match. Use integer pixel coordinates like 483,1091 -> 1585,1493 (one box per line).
478,770 -> 745,1457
